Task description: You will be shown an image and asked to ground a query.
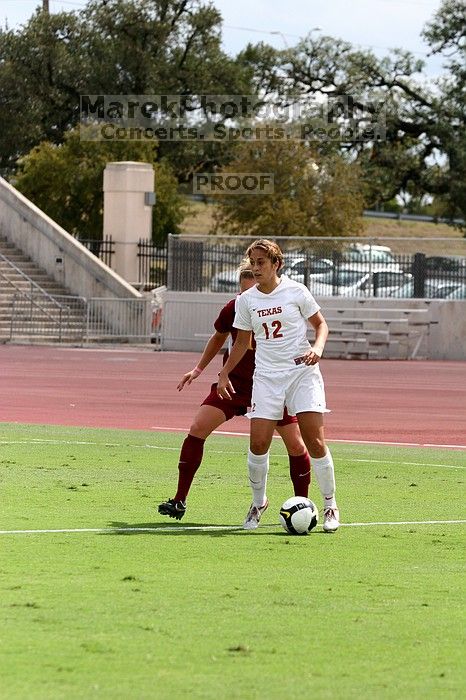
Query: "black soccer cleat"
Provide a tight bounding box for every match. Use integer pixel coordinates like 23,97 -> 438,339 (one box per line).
158,498 -> 186,520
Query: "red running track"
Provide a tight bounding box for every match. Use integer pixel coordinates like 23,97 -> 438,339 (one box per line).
0,345 -> 465,448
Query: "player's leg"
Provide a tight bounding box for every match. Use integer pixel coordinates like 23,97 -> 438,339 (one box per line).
158,403 -> 227,520
296,411 -> 339,532
243,373 -> 287,529
285,366 -> 339,532
276,412 -> 311,498
176,403 -> 228,497
243,417 -> 277,529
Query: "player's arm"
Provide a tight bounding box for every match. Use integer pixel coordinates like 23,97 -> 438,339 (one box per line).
303,311 -> 328,365
217,330 -> 252,399
177,330 -> 228,391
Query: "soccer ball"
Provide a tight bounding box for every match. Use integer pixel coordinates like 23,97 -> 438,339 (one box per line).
279,496 -> 319,535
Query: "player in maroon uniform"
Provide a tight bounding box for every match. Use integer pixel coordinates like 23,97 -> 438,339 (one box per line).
158,265 -> 311,520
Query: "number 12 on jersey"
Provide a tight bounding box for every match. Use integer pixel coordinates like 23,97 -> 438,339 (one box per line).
262,320 -> 283,339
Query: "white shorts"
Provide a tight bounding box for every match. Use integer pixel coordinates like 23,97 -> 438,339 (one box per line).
247,365 -> 330,420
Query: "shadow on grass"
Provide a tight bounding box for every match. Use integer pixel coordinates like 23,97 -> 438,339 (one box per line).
103,521 -> 325,537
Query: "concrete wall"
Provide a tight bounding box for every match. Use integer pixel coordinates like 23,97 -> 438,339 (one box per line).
160,291 -> 466,360
0,177 -> 141,300
428,300 -> 466,360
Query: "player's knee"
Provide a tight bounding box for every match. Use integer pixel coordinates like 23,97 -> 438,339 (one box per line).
250,439 -> 270,455
286,440 -> 306,457
308,437 -> 326,458
189,419 -> 200,434
189,420 -> 210,439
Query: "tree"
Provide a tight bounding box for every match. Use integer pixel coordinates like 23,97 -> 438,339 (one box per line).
0,0 -> 253,177
236,4 -> 465,223
0,9 -> 87,173
252,36 -> 438,204
422,0 -> 466,226
13,128 -> 187,243
212,141 -> 365,237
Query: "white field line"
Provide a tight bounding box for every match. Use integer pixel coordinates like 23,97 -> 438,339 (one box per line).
0,520 -> 465,536
348,458 -> 465,470
332,438 -> 466,450
0,439 -> 110,446
149,426 -> 466,450
0,439 -> 464,469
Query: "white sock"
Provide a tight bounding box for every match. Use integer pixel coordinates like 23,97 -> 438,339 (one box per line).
312,449 -> 337,509
248,450 -> 269,507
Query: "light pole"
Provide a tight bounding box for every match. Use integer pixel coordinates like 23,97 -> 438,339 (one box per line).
42,0 -> 49,13
270,31 -> 290,48
270,26 -> 321,49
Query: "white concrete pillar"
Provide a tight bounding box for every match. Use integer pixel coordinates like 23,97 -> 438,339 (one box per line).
103,162 -> 154,285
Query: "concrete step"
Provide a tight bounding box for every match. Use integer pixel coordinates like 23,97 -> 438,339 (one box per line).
0,272 -> 63,282
0,260 -> 35,268
8,319 -> 85,327
0,240 -> 72,298
1,269 -> 55,277
6,335 -> 85,344
0,283 -> 69,296
0,252 -> 19,258
0,283 -> 72,295
0,256 -> 32,266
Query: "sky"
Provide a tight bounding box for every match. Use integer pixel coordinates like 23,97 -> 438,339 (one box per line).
0,0 -> 446,77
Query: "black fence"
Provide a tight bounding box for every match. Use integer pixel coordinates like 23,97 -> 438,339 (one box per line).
78,236 -> 115,268
162,238 -> 466,298
137,239 -> 168,288
85,236 -> 466,299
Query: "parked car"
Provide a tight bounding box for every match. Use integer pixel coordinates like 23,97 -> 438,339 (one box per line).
283,256 -> 334,283
211,255 -> 334,292
433,283 -> 466,299
316,266 -> 412,297
343,244 -> 401,270
389,279 -> 444,298
210,267 -> 241,292
424,256 -> 466,275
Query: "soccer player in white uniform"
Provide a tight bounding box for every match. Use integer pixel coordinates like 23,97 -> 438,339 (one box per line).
217,239 -> 339,532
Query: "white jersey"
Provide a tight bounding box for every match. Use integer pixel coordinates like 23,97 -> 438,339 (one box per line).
233,275 -> 320,373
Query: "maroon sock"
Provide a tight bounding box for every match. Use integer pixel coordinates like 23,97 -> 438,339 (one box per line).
289,452 -> 311,498
174,434 -> 205,502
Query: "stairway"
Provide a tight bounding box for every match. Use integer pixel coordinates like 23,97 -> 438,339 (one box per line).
0,235 -> 86,343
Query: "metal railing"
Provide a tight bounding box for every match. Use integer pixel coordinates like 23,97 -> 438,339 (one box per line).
1,244 -> 152,343
10,291 -> 87,341
0,253 -> 67,309
0,253 -> 86,341
8,297 -> 153,344
7,292 -> 152,345
85,298 -> 152,343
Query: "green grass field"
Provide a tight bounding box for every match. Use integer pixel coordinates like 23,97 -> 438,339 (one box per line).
1,423 -> 465,699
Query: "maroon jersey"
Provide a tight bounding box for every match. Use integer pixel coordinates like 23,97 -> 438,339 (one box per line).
214,297 -> 255,399
209,297 -> 297,426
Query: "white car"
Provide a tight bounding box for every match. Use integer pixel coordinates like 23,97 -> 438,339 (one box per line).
210,267 -> 241,293
283,256 -> 334,284
433,283 -> 466,300
343,244 -> 399,266
211,256 -> 335,293
390,279 -> 443,298
315,266 -> 412,297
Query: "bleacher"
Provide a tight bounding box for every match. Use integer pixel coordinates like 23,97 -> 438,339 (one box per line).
159,292 -> 441,360
316,297 -> 435,359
